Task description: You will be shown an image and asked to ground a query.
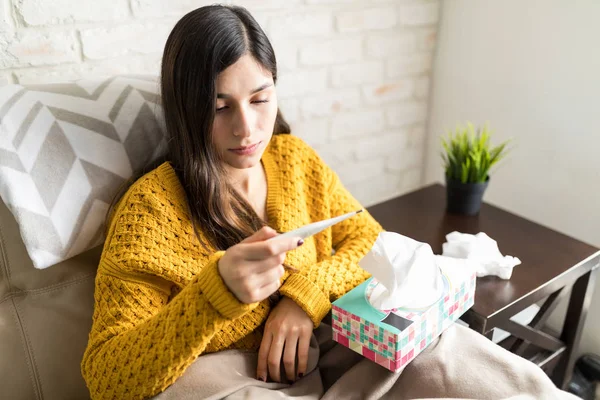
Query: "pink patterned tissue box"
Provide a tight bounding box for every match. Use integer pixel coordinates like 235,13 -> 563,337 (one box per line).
331,259 -> 476,373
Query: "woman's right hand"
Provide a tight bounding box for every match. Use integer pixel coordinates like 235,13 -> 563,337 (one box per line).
218,226 -> 303,304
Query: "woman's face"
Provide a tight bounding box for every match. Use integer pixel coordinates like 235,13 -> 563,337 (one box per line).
212,54 -> 278,171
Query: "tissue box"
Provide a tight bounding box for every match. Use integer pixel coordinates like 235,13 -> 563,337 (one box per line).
331,259 -> 476,373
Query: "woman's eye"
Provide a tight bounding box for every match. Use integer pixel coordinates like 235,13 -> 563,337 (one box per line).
252,99 -> 269,104
216,106 -> 228,112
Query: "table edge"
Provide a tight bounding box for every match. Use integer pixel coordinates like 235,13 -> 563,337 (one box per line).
482,250 -> 600,322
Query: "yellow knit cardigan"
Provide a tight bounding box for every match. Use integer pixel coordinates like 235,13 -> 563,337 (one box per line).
81,134 -> 383,399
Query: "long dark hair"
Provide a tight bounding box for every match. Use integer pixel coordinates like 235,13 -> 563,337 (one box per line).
160,5 -> 290,251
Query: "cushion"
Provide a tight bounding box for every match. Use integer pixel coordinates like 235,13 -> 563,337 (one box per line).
0,75 -> 167,269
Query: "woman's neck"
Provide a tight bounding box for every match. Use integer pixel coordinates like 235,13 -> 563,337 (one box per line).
226,163 -> 264,197
226,162 -> 268,221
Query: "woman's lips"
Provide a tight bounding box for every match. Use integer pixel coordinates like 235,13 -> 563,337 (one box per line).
229,142 -> 261,156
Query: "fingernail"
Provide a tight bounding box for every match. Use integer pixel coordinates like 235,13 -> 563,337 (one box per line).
298,372 -> 304,378
283,263 -> 298,272
257,376 -> 265,382
297,239 -> 304,247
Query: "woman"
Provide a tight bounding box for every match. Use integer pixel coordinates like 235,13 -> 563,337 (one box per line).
81,5 -> 576,400
81,4 -> 380,398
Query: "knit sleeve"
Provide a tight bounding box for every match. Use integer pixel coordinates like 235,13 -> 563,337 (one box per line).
278,169 -> 383,327
81,178 -> 260,399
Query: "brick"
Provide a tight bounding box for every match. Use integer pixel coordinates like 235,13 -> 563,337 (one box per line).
331,110 -> 385,140
385,102 -> 428,128
331,61 -> 384,87
399,1 -> 440,26
406,124 -> 427,149
16,0 -> 129,26
80,23 -> 172,60
417,28 -> 437,51
356,130 -> 409,161
14,64 -> 84,84
0,31 -> 16,68
337,158 -> 386,186
277,68 -> 328,98
336,7 -> 397,33
84,54 -> 162,78
13,54 -> 162,84
347,173 -> 404,207
386,146 -> 424,172
269,12 -> 332,38
300,88 -> 360,118
0,72 -> 12,85
300,38 -> 362,66
271,41 -> 297,71
306,0 -> 361,3
231,0 -> 303,10
131,0 -> 215,18
387,53 -> 433,78
362,80 -> 413,105
277,98 -> 300,123
366,33 -> 415,59
414,76 -> 430,99
1,30 -> 79,68
1,3 -> 14,30
293,118 -> 329,147
314,139 -> 357,168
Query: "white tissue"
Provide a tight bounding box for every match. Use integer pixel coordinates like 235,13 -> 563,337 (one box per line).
359,232 -> 445,310
442,231 -> 521,279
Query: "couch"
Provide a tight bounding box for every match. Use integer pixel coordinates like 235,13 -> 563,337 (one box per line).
0,75 -> 166,399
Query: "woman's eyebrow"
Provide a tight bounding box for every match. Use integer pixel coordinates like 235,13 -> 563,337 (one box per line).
217,83 -> 273,99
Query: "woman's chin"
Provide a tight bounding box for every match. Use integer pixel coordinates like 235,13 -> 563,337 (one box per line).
224,154 -> 262,170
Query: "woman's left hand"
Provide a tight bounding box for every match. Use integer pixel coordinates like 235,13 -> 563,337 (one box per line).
257,296 -> 313,383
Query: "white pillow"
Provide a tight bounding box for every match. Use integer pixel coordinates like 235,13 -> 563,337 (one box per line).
0,75 -> 167,269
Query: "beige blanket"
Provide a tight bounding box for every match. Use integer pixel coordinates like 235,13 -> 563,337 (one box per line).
153,322 -> 578,400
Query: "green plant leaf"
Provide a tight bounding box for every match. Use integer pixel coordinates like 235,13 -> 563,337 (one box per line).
439,122 -> 512,183
461,158 -> 469,183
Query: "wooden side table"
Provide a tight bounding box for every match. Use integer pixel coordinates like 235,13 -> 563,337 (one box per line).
366,184 -> 600,389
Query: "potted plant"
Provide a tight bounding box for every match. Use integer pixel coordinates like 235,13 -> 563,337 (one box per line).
441,122 -> 510,215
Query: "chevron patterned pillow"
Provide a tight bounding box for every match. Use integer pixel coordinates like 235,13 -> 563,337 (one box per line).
0,75 -> 168,269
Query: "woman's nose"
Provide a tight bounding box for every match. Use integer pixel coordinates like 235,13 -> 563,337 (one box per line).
233,106 -> 252,137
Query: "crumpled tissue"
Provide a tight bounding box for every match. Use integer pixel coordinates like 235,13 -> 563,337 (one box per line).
359,231 -> 445,310
442,231 -> 521,279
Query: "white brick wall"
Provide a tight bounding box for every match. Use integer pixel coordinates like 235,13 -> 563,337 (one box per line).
300,88 -> 361,118
80,23 -> 174,60
299,37 -> 362,66
362,80 -> 413,105
1,31 -> 79,68
269,12 -> 333,38
277,68 -> 329,97
331,110 -> 385,139
331,61 -> 385,87
17,0 -> 130,26
336,7 -> 397,33
387,53 -> 433,78
386,101 -> 428,128
366,33 -> 416,59
0,0 -> 441,206
131,0 -> 216,18
399,1 -> 440,26
1,2 -> 12,29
